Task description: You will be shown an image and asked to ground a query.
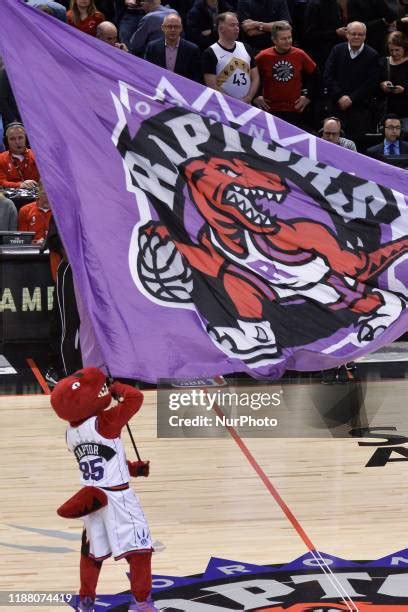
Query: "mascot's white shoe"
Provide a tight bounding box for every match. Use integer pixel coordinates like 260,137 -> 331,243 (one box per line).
76,597 -> 95,611
128,595 -> 159,611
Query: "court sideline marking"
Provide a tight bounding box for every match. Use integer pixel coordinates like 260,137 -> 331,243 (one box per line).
211,401 -> 359,611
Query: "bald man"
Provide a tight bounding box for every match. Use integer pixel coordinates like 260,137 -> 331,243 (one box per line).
320,117 -> 357,151
96,21 -> 128,50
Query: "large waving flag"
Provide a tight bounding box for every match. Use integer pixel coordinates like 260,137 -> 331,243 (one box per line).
1,0 -> 408,381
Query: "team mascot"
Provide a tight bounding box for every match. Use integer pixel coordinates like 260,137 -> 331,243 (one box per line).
50,367 -> 158,612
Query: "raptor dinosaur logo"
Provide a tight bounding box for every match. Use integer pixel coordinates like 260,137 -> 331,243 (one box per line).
66,550 -> 408,610
116,107 -> 408,369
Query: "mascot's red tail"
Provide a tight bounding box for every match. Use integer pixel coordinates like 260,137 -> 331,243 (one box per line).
57,486 -> 108,518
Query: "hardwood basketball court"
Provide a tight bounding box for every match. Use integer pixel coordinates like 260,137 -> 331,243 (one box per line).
1,350 -> 408,611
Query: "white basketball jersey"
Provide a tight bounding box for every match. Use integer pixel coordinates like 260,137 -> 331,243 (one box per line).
212,41 -> 251,99
66,416 -> 130,487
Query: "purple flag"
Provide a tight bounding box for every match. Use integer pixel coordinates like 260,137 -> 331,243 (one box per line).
1,0 -> 408,381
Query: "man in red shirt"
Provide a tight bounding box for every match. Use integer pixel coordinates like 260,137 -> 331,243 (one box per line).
0,122 -> 40,188
254,21 -> 317,127
18,181 -> 52,244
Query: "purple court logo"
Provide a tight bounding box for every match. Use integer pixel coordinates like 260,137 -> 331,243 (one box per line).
70,549 -> 408,610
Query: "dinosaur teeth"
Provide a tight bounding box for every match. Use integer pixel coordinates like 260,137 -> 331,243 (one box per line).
98,383 -> 109,398
224,187 -> 275,226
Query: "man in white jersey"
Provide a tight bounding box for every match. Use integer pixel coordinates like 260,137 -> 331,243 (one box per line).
51,367 -> 156,612
202,12 -> 260,104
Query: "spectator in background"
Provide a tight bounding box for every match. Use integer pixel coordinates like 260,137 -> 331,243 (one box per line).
0,123 -> 39,189
96,20 -> 129,49
115,0 -> 145,50
145,13 -> 202,82
380,31 -> 408,130
237,0 -> 292,53
366,113 -> 408,159
305,1 -> 396,63
347,0 -> 396,55
48,0 -> 114,29
323,21 -> 380,150
129,0 -> 177,56
0,192 -> 18,230
186,0 -> 232,51
25,0 -> 67,21
203,12 -> 259,103
18,181 -> 52,244
254,21 -> 316,128
319,116 -> 357,151
67,0 -> 105,36
303,0 -> 348,68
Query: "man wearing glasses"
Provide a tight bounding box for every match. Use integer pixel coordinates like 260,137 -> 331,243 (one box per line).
323,21 -> 379,151
129,0 -> 177,55
144,13 -> 202,81
320,116 -> 357,152
367,114 -> 408,160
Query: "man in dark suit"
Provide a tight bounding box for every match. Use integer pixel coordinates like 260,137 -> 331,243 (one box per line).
367,114 -> 408,161
144,13 -> 202,82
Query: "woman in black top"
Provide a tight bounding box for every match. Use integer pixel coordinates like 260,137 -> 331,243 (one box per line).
379,31 -> 408,129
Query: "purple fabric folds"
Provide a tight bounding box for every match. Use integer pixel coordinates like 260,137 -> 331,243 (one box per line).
1,0 -> 407,381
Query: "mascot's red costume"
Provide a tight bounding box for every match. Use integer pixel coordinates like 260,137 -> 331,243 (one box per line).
50,367 -> 158,612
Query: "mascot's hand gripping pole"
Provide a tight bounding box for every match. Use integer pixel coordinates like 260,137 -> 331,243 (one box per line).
107,374 -> 150,477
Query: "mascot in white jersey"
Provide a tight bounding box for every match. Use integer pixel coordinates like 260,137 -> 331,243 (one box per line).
51,367 -> 157,612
